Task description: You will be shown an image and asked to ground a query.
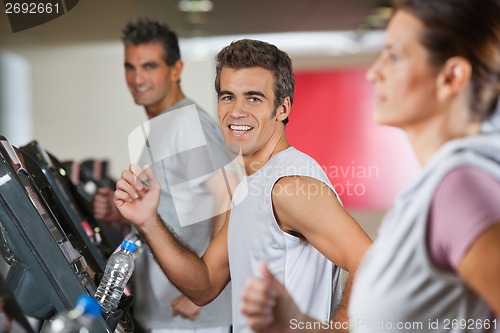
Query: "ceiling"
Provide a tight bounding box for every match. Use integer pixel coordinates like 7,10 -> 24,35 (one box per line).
0,0 -> 387,49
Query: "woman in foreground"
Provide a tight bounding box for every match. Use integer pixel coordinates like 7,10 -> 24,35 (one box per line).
240,0 -> 500,332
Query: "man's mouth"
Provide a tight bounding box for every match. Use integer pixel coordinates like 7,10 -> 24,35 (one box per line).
134,85 -> 151,94
229,125 -> 253,134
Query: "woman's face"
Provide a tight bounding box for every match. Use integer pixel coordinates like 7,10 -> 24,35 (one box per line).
366,10 -> 440,130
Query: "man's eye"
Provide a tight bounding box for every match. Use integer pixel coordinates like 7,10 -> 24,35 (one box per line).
248,97 -> 260,102
220,96 -> 233,101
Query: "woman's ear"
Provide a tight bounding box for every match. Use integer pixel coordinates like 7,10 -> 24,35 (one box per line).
436,56 -> 472,102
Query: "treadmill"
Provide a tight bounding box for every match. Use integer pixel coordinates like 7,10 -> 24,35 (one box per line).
0,136 -> 136,332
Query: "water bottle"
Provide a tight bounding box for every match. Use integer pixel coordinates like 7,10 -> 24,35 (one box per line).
42,295 -> 101,333
123,230 -> 144,260
94,240 -> 137,313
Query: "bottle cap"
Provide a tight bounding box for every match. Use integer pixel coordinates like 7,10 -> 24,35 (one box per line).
121,240 -> 138,253
76,295 -> 101,318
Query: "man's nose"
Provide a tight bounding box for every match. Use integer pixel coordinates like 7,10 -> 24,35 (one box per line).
229,99 -> 248,119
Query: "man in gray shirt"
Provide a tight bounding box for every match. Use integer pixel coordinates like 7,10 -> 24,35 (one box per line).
93,19 -> 232,333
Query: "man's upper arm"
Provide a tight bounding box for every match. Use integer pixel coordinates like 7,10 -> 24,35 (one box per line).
272,176 -> 371,272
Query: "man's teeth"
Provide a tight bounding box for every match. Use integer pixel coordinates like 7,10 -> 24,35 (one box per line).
230,125 -> 253,131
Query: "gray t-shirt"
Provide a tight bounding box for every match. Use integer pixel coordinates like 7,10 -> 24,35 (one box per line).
131,98 -> 232,329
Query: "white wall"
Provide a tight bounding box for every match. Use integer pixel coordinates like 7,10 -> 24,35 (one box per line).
12,42 -> 217,179
0,52 -> 33,146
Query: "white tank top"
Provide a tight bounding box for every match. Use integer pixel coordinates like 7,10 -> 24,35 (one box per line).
228,147 -> 343,332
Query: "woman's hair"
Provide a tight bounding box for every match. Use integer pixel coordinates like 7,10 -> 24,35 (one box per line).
397,0 -> 500,120
215,39 -> 294,125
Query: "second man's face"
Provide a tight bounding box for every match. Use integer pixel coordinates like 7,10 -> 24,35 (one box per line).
124,42 -> 177,113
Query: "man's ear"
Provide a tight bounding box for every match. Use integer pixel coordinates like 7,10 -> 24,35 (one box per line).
436,56 -> 472,102
276,96 -> 291,122
170,59 -> 184,82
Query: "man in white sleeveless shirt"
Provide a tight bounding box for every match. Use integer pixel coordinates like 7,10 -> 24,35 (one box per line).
114,39 -> 372,332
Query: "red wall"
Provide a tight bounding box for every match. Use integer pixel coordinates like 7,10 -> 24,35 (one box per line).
287,68 -> 420,209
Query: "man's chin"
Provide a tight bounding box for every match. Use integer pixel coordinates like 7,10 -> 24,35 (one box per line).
133,99 -> 148,106
225,142 -> 242,156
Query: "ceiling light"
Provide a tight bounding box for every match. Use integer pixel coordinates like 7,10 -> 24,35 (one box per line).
358,3 -> 394,31
178,0 -> 213,13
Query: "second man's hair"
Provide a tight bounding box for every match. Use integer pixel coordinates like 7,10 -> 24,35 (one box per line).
122,18 -> 181,66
